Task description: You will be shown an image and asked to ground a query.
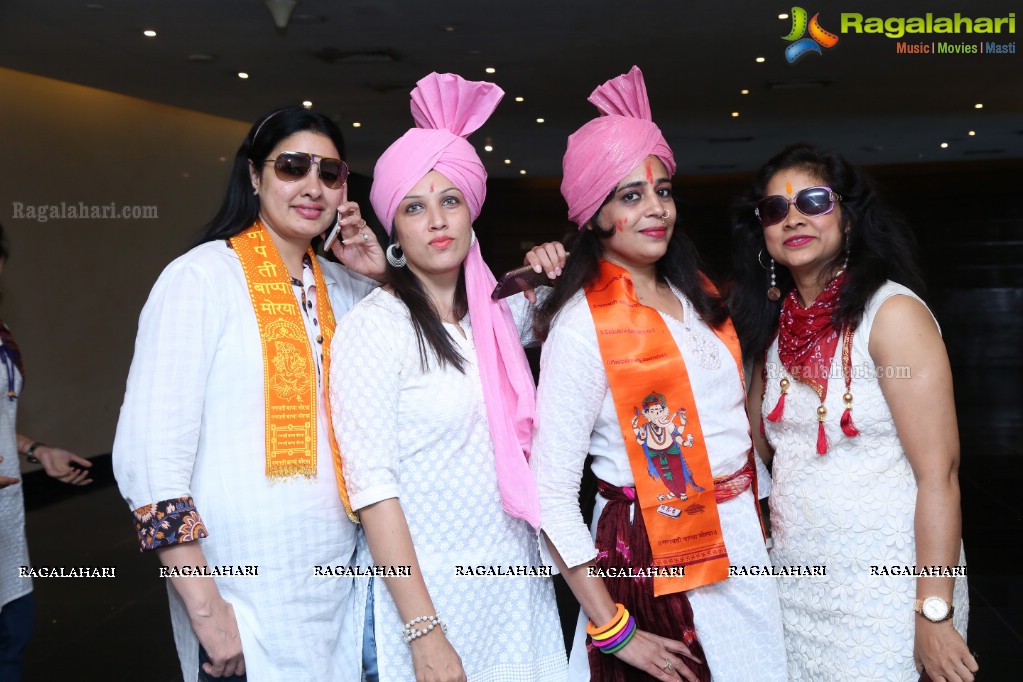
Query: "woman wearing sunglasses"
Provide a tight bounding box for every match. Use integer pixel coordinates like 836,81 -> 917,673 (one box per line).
530,67 -> 786,682
113,106 -> 385,681
328,72 -> 568,682
731,143 -> 977,681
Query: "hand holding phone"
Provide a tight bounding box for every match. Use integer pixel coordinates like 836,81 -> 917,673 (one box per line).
322,210 -> 342,251
491,264 -> 554,300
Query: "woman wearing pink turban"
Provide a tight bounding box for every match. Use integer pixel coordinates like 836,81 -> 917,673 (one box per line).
530,67 -> 786,681
328,73 -> 568,681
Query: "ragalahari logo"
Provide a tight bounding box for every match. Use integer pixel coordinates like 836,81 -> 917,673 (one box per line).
783,7 -> 840,62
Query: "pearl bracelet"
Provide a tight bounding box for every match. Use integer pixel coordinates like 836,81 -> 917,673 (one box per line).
401,614 -> 447,644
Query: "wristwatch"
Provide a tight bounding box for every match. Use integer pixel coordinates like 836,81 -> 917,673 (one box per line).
24,441 -> 46,464
914,596 -> 954,623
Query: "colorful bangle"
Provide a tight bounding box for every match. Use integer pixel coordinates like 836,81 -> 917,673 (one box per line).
591,612 -> 630,641
598,616 -> 636,651
602,618 -> 637,654
586,603 -> 626,637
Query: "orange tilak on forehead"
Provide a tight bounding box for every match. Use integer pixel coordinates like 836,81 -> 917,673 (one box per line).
645,161 -> 654,185
785,181 -> 793,195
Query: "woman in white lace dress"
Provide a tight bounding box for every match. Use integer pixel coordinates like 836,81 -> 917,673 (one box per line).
328,72 -> 567,682
731,143 -> 978,682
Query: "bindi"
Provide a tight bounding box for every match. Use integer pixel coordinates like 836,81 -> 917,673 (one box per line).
785,181 -> 793,195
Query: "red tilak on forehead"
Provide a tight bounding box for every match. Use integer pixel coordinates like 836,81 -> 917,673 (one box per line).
645,161 -> 654,185
429,182 -> 435,193
785,181 -> 793,195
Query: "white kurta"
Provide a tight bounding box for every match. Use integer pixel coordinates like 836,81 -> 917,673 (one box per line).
0,346 -> 29,611
532,289 -> 787,682
330,288 -> 567,682
764,282 -> 969,681
113,240 -> 376,682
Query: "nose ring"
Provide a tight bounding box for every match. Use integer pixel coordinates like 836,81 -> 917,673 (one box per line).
660,210 -> 670,225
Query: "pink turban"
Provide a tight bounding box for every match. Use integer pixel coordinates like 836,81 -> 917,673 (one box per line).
561,66 -> 676,228
370,72 -> 540,528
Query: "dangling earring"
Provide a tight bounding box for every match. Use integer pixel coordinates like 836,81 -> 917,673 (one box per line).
470,230 -> 477,248
759,250 -> 781,301
842,229 -> 851,271
386,243 -> 406,268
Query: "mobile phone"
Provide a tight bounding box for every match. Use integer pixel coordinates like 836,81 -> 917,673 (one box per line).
322,212 -> 342,251
491,263 -> 554,300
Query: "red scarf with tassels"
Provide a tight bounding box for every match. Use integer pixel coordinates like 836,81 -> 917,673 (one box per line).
764,273 -> 860,454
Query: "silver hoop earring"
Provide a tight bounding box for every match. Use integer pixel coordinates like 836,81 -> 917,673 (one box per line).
757,249 -> 770,270
386,243 -> 406,268
470,230 -> 477,248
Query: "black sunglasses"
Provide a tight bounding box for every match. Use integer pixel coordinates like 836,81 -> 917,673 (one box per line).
755,186 -> 841,227
263,151 -> 349,189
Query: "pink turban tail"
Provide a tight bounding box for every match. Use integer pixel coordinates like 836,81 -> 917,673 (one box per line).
561,66 -> 677,228
370,73 -> 540,528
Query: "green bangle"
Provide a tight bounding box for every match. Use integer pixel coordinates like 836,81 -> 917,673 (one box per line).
24,441 -> 45,464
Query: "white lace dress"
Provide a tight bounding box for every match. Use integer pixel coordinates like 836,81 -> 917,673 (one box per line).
329,288 -> 567,682
533,289 -> 787,681
763,282 -> 969,681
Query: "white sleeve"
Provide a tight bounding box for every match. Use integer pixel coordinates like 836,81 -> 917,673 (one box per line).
320,257 -> 378,317
112,256 -> 224,513
531,309 -> 608,568
504,291 -> 541,348
328,300 -> 405,510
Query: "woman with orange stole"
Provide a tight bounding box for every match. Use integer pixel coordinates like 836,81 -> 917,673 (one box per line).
531,67 -> 786,681
113,107 -> 385,681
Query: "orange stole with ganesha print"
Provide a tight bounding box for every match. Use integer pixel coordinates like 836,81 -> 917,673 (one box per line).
230,222 -> 355,521
586,260 -> 739,596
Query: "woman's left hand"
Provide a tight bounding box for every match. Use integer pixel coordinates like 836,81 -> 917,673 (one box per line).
915,620 -> 978,682
326,192 -> 386,281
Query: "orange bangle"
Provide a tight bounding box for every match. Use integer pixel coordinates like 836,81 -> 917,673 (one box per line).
586,603 -> 626,637
591,610 -> 631,641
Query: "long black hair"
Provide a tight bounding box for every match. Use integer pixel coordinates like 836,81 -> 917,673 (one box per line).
533,193 -> 729,342
729,143 -> 926,362
193,107 -> 347,246
385,230 -> 469,373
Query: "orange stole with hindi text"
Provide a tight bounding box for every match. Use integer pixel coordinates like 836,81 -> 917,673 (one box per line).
230,222 -> 356,521
586,260 -> 744,596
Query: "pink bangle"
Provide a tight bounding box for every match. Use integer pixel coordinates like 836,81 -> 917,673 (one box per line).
594,615 -> 635,650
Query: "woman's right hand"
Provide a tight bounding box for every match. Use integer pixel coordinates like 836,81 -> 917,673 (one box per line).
190,597 -> 245,678
612,628 -> 703,682
410,630 -> 466,682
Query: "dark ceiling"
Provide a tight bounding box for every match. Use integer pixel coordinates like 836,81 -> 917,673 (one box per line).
1,0 -> 1019,177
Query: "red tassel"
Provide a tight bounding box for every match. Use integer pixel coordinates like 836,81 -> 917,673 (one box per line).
840,408 -> 860,437
817,421 -> 828,455
766,392 -> 786,423
759,416 -> 766,436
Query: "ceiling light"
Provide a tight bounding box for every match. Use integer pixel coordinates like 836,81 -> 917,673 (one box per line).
143,30 -> 157,38
264,0 -> 298,30
974,103 -> 983,109
445,26 -> 456,32
514,97 -> 524,102
302,100 -> 313,108
504,159 -> 511,164
237,72 -> 249,79
940,142 -> 949,148
731,112 -> 740,117
519,170 -> 527,175
968,130 -> 976,136
352,122 -> 362,128
755,57 -> 766,63
778,13 -> 789,20
536,118 -> 544,123
740,89 -> 749,95
483,145 -> 493,152
485,67 -> 496,74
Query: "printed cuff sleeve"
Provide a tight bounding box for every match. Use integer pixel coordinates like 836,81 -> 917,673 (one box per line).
132,496 -> 209,551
